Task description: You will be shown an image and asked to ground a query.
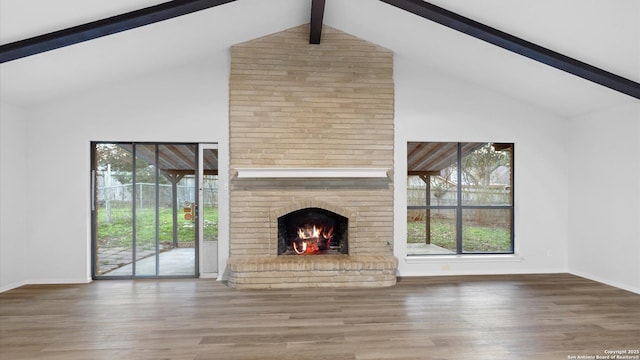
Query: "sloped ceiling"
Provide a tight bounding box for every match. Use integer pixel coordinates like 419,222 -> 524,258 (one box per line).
1,0 -> 638,117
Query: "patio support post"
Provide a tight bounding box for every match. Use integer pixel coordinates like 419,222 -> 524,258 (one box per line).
164,173 -> 185,248
420,175 -> 431,244
172,178 -> 178,248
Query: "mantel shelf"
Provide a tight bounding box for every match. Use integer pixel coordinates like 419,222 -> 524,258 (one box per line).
234,167 -> 389,179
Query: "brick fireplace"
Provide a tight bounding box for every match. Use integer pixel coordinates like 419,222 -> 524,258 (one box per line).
226,25 -> 397,288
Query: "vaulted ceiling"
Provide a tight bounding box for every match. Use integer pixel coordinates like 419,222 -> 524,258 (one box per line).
1,0 -> 638,117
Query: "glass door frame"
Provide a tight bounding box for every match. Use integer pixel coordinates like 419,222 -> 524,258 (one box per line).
198,143 -> 218,276
91,141 -> 200,279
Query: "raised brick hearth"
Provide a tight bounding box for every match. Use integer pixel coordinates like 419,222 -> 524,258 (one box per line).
227,255 -> 398,288
227,25 -> 397,288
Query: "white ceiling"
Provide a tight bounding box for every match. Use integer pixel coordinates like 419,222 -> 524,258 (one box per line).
1,0 -> 639,117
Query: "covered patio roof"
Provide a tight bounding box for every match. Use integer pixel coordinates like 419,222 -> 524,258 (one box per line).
407,142 -> 511,175
117,143 -> 218,176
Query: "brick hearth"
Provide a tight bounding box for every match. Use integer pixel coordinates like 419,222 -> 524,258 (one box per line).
227,25 -> 397,288
227,255 -> 398,289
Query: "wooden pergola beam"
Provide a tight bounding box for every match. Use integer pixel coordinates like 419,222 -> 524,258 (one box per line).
408,170 -> 441,176
161,169 -> 218,176
492,143 -> 513,152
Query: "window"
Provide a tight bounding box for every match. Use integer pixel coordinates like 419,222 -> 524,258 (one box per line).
407,142 -> 514,255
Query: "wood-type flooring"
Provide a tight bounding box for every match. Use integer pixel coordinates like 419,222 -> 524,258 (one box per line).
1,274 -> 639,360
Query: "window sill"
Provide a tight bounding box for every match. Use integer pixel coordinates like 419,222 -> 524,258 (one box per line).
404,254 -> 523,264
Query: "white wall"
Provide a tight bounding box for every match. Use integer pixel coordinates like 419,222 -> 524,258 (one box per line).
6,38 -> 635,292
6,50 -> 574,287
23,56 -> 230,284
393,55 -> 570,276
568,102 -> 640,293
0,101 -> 29,292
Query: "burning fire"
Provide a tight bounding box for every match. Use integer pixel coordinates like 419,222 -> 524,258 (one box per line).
292,224 -> 334,255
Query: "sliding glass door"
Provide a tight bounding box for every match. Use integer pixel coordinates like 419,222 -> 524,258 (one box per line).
92,142 -> 199,278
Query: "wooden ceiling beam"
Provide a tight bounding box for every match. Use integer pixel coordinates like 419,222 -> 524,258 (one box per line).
3,0 -> 636,99
378,0 -> 640,100
0,0 -> 236,63
309,0 -> 326,44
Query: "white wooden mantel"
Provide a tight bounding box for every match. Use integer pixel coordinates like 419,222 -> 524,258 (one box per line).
234,167 -> 389,179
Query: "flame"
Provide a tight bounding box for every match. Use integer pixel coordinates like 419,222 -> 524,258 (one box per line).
292,241 -> 307,255
322,226 -> 334,240
292,224 -> 333,255
297,225 -> 321,240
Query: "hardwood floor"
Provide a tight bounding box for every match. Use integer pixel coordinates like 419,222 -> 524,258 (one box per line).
1,274 -> 639,360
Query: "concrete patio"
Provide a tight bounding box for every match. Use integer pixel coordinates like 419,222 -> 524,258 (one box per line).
99,248 -> 195,276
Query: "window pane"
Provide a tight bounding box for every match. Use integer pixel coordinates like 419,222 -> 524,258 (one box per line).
430,171 -> 457,206
407,142 -> 459,204
462,208 -> 512,253
407,176 -> 426,206
94,144 -> 134,276
135,144 -> 158,276
461,143 -> 512,206
158,144 -> 196,276
203,175 -> 219,242
408,175 -> 458,207
407,209 -> 456,255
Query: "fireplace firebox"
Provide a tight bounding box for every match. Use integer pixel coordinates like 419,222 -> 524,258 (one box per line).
277,208 -> 348,255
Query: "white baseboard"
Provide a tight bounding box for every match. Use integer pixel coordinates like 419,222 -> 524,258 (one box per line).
396,268 -> 565,278
569,270 -> 640,295
0,280 -> 28,293
199,272 -> 218,279
28,278 -> 92,285
1,277 -> 91,293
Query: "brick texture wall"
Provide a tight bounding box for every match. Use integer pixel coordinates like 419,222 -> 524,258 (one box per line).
229,25 -> 394,259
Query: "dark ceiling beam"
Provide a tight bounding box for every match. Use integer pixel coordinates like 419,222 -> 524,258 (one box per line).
0,0 -> 236,63
378,0 -> 640,100
309,0 -> 326,44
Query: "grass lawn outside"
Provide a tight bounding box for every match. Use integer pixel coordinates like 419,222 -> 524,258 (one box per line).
97,206 -> 218,249
408,217 -> 511,253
